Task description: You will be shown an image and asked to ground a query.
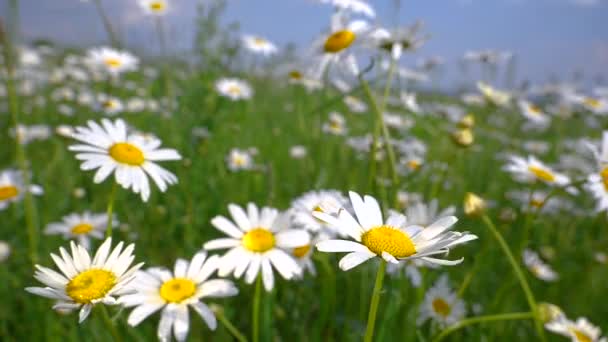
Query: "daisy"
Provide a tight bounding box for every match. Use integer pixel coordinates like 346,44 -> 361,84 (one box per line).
118,252 -> 238,342
477,82 -> 511,107
96,94 -> 124,115
86,47 -> 139,76
344,95 -> 368,113
203,203 -> 310,291
44,212 -> 116,249
523,249 -> 558,282
507,190 -> 563,213
519,100 -> 550,127
215,78 -> 253,101
322,111 -> 347,135
0,169 -> 43,211
289,145 -> 308,159
585,131 -> 608,212
11,124 -> 52,145
138,0 -> 169,15
290,190 -> 348,234
317,0 -> 375,18
242,35 -> 278,56
370,21 -> 426,60
309,11 -> 371,79
226,148 -> 255,171
0,241 -> 10,263
404,199 -> 455,226
25,238 -> 143,323
417,274 -> 466,327
315,191 -> 477,270
503,155 -> 571,187
68,118 -> 182,202
545,316 -> 606,342
290,233 -> 326,278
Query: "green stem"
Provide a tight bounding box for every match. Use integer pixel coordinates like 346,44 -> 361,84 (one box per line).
431,312 -> 534,342
252,274 -> 262,342
92,0 -> 120,47
481,215 -> 546,341
99,305 -> 122,342
216,309 -> 248,342
105,182 -> 117,238
364,260 -> 387,342
1,17 -> 39,265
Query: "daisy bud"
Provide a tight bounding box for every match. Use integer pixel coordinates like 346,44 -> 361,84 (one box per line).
538,302 -> 564,323
458,114 -> 475,129
464,192 -> 486,217
452,128 -> 474,147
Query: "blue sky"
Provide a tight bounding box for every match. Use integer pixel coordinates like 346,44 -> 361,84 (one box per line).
4,0 -> 608,84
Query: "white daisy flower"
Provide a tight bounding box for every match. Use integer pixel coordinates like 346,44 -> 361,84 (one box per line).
96,94 -> 124,115
503,155 -> 571,187
10,124 -> 52,145
86,47 -> 139,76
226,148 -> 255,171
322,111 -> 347,135
138,0 -> 169,16
404,199 -> 455,226
523,249 -> 558,282
242,35 -> 278,56
203,203 -> 310,291
400,91 -> 422,114
585,132 -> 608,212
315,191 -> 477,270
545,316 -> 606,342
290,190 -> 348,234
506,190 -> 563,213
344,95 -> 368,113
25,238 -> 143,323
518,100 -> 550,127
370,21 -> 426,60
44,212 -> 117,249
568,94 -> 608,115
215,78 -> 253,101
417,274 -> 466,327
0,169 -> 43,211
289,145 -> 308,159
0,241 -> 11,263
68,118 -> 182,202
477,82 -> 511,107
118,252 -> 238,342
317,0 -> 375,18
290,233 -> 326,278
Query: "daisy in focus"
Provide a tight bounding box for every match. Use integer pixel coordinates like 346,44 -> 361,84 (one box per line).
503,155 -> 570,187
25,238 -> 143,323
0,169 -> 43,211
417,274 -> 466,327
215,78 -> 253,101
315,191 -> 477,271
118,252 -> 238,342
68,118 -> 182,202
44,212 -> 116,249
86,47 -> 139,76
523,249 -> 558,282
203,203 -> 310,291
242,35 -> 278,56
545,316 -> 606,342
138,0 -> 169,16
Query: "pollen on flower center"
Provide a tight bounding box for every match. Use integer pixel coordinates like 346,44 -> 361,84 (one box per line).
159,278 -> 196,303
324,30 -> 356,53
569,328 -> 592,342
528,166 -> 555,183
149,1 -> 165,11
288,70 -> 303,80
600,167 -> 608,191
0,185 -> 19,201
432,298 -> 452,317
361,225 -> 416,258
407,160 -> 421,170
104,58 -> 122,68
253,38 -> 267,46
242,228 -> 275,253
66,269 -> 117,304
109,143 -> 145,166
584,97 -> 600,108
529,199 -> 545,208
293,245 -> 311,259
529,104 -> 542,114
228,85 -> 242,95
71,223 -> 94,235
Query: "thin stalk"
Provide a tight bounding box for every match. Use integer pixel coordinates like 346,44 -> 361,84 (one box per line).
105,182 -> 118,238
364,260 -> 387,342
252,274 -> 262,342
431,312 -> 534,342
92,0 -> 120,47
99,306 -> 122,342
1,19 -> 39,265
216,309 -> 248,342
481,215 -> 546,341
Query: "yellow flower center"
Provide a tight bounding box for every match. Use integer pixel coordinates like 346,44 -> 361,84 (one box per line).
289,70 -> 303,80
293,245 -> 311,259
529,199 -> 545,208
103,100 -> 117,109
528,166 -> 555,183
66,269 -> 117,304
228,85 -> 242,95
529,104 -> 542,115
324,30 -> 356,53
109,143 -> 145,166
149,1 -> 166,12
253,37 -> 267,46
242,228 -> 275,253
584,97 -> 600,108
601,167 -> 608,191
0,185 -> 19,201
159,278 -> 197,303
569,328 -> 592,342
432,298 -> 452,317
361,226 -> 416,258
407,160 -> 421,170
71,223 -> 94,235
104,58 -> 122,68
232,154 -> 248,167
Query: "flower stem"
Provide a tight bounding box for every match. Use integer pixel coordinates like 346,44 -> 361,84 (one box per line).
105,182 -> 118,238
92,0 -> 120,48
216,309 -> 248,342
431,311 -> 534,342
364,260 -> 387,342
252,274 -> 263,342
99,305 -> 122,342
481,215 -> 546,341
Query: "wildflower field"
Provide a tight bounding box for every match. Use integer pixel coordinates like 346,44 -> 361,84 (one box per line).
1,0 -> 607,341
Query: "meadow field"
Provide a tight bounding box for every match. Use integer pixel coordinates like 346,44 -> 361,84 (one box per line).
1,0 -> 607,341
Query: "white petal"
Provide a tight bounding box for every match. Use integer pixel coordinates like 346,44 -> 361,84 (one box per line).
228,204 -> 251,231
173,305 -> 190,342
191,302 -> 217,330
261,257 -> 274,291
275,230 -> 310,248
127,303 -> 164,326
79,304 -> 92,323
210,216 -> 244,239
338,251 -> 375,271
316,239 -> 370,253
